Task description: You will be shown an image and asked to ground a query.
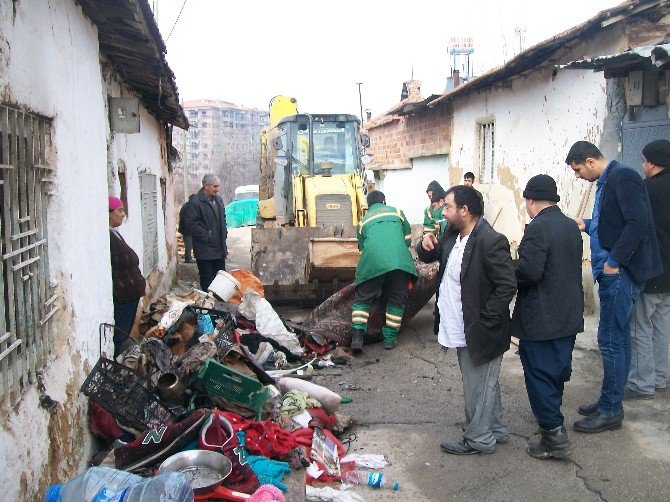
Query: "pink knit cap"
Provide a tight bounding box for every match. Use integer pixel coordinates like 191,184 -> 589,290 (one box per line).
108,196 -> 123,211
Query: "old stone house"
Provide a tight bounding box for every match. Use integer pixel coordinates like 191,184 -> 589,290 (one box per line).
365,0 -> 670,248
0,1 -> 188,499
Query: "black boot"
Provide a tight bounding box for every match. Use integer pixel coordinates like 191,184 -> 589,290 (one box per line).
350,328 -> 364,353
527,426 -> 571,460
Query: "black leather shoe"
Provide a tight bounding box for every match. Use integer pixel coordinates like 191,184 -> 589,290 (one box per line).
573,412 -> 623,433
440,439 -> 494,455
578,402 -> 598,416
527,426 -> 570,460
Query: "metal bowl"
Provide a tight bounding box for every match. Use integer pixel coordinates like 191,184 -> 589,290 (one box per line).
159,449 -> 232,494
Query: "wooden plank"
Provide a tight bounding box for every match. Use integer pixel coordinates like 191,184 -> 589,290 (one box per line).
1,106 -> 16,404
307,238 -> 360,282
1,238 -> 46,259
0,164 -> 13,169
10,228 -> 37,240
12,255 -> 40,272
0,339 -> 22,363
8,106 -> 28,392
26,114 -> 44,371
16,109 -> 34,385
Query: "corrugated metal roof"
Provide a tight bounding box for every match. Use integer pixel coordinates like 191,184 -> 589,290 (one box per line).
77,0 -> 189,129
562,44 -> 670,76
426,0 -> 668,109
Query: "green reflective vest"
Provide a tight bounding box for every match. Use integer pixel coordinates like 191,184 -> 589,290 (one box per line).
355,203 -> 418,286
423,204 -> 447,237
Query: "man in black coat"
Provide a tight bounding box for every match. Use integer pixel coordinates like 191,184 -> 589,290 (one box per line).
417,185 -> 516,455
182,174 -> 228,290
512,175 -> 584,460
626,140 -> 670,399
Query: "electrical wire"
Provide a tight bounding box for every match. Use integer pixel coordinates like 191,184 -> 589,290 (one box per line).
165,0 -> 188,42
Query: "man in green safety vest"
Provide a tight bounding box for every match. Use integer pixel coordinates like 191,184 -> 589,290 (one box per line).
423,180 -> 447,237
350,190 -> 418,352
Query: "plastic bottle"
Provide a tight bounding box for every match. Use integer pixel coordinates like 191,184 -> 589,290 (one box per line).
342,470 -> 399,490
44,466 -> 192,502
121,473 -> 193,502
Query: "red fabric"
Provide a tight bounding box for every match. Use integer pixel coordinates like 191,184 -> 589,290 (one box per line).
306,408 -> 337,431
221,412 -> 299,458
88,400 -> 124,445
302,337 -> 329,355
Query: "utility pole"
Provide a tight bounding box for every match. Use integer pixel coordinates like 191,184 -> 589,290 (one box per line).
356,82 -> 364,124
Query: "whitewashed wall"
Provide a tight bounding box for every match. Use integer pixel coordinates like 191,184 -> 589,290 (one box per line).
0,1 -> 176,499
105,82 -> 177,300
376,155 -> 450,224
448,29 -> 625,251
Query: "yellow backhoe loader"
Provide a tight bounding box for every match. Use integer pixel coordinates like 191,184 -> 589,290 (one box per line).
251,96 -> 373,305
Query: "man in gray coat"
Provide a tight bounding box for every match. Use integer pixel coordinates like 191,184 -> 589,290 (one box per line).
626,140 -> 670,399
417,185 -> 516,455
512,175 -> 584,460
182,174 -> 228,290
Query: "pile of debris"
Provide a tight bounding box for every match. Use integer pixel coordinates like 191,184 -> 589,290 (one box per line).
53,271 -> 401,501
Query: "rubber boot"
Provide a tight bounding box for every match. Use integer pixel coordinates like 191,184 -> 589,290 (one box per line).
350,328 -> 365,353
527,426 -> 571,460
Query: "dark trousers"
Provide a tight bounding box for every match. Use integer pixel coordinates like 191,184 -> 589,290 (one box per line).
354,269 -> 409,307
184,235 -> 193,262
196,258 -> 226,291
113,298 -> 140,357
519,335 -> 576,430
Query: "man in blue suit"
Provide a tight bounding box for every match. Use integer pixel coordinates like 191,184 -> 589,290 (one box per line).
566,141 -> 662,433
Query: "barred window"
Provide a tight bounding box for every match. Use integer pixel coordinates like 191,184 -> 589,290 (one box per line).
478,121 -> 495,183
0,104 -> 57,406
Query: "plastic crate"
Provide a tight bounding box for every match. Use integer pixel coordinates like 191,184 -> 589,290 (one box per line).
197,358 -> 269,419
81,357 -> 177,431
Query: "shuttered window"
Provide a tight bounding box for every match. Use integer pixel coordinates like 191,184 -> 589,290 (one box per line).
0,104 -> 57,406
478,121 -> 495,183
139,173 -> 158,273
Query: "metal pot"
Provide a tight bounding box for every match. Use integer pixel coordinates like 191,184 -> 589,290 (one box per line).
156,372 -> 186,406
159,449 -> 251,501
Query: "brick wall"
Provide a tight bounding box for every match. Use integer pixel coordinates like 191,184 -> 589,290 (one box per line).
365,103 -> 453,169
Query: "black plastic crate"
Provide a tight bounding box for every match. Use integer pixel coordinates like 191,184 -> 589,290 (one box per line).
81,357 -> 177,431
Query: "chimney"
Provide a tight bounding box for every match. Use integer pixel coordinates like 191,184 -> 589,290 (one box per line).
365,109 -> 372,121
453,69 -> 460,88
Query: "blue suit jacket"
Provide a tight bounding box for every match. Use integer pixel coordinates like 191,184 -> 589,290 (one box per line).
583,160 -> 662,284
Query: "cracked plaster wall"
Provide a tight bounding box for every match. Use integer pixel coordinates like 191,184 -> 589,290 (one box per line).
0,1 -> 177,499
448,28 -> 623,248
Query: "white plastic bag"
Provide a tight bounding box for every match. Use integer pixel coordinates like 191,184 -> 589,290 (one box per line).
239,291 -> 303,356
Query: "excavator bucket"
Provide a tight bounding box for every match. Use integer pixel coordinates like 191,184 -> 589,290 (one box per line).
251,226 -> 360,306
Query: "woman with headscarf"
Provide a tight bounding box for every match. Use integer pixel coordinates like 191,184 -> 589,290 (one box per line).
109,196 -> 146,357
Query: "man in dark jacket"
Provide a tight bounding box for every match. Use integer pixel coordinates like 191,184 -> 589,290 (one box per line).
417,185 -> 516,455
567,141 -> 662,433
626,140 -> 670,399
182,174 -> 228,290
512,175 -> 583,460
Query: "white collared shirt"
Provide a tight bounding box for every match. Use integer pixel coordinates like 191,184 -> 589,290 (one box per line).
437,233 -> 470,348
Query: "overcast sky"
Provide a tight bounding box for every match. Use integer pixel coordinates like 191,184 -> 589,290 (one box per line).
152,0 -> 621,121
